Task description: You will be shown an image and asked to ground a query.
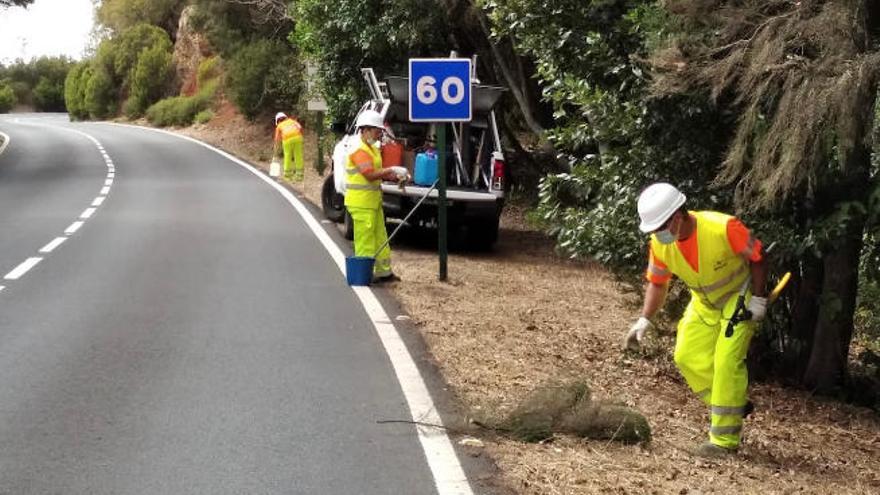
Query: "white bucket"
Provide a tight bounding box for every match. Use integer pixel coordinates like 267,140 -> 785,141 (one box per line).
269,158 -> 281,177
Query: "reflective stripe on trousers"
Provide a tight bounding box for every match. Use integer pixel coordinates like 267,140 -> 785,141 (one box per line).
282,135 -> 304,179
347,205 -> 391,277
673,296 -> 755,449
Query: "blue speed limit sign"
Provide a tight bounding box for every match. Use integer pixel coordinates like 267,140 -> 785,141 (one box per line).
408,58 -> 472,122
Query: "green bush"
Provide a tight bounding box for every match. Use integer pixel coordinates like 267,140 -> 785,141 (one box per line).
127,43 -> 174,117
196,56 -> 221,88
64,62 -> 90,120
145,79 -> 217,127
33,76 -> 66,112
225,39 -> 302,119
194,109 -> 213,124
84,66 -> 117,119
0,83 -> 15,113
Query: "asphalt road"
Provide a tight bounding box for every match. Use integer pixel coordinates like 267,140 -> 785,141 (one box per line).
0,114 -> 460,494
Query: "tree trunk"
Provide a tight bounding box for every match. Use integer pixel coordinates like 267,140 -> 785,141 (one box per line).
802,225 -> 863,392
788,255 -> 822,379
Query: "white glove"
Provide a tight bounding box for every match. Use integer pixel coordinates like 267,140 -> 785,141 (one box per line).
624,317 -> 653,351
747,296 -> 767,322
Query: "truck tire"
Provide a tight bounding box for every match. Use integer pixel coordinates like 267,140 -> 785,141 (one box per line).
465,216 -> 500,250
321,174 -> 345,223
343,209 -> 355,240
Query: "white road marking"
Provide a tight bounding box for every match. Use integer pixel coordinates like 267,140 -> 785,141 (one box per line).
65,221 -> 84,234
107,173 -> 115,178
122,124 -> 475,495
39,237 -> 67,253
0,131 -> 10,156
5,257 -> 42,280
0,124 -> 116,288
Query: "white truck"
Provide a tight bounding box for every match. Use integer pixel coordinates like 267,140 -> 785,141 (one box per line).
321,68 -> 507,249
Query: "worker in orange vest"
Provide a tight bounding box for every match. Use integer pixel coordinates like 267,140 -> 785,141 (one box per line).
273,112 -> 304,181
625,183 -> 768,458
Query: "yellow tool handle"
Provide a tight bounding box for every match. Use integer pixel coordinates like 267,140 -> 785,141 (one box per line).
768,272 -> 791,304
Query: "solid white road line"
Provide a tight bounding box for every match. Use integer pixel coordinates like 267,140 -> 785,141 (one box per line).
92,197 -> 105,206
120,124 -> 475,495
5,257 -> 42,280
0,131 -> 10,156
39,237 -> 67,254
65,221 -> 84,234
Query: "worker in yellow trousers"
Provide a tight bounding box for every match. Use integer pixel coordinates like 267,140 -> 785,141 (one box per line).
274,112 -> 304,181
624,183 -> 768,458
344,109 -> 400,283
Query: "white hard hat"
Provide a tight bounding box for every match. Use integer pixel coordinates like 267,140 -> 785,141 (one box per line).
275,112 -> 287,124
355,110 -> 384,130
637,183 -> 686,232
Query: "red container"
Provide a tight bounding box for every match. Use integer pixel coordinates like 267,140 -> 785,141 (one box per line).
382,140 -> 404,168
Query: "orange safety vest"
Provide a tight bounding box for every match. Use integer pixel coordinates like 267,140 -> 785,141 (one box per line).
649,211 -> 751,312
344,140 -> 383,209
275,118 -> 302,141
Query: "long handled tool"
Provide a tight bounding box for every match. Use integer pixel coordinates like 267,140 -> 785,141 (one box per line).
724,242 -> 791,337
372,178 -> 439,258
724,271 -> 791,337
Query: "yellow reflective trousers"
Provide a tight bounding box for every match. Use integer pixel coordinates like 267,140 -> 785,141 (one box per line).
347,206 -> 392,278
674,294 -> 755,449
282,134 -> 304,181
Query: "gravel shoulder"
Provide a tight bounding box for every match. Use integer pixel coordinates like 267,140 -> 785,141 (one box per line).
172,106 -> 880,495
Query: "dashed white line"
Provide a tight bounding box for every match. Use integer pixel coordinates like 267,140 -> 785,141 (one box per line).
80,207 -> 97,219
100,186 -> 110,194
92,197 -> 105,206
4,257 -> 42,280
108,173 -> 115,178
39,237 -> 67,253
65,221 -> 84,234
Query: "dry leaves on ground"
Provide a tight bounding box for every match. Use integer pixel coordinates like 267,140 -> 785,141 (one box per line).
174,108 -> 880,495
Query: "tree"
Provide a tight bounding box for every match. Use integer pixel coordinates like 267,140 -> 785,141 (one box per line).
294,0 -> 449,119
0,0 -> 34,7
97,0 -> 186,39
64,62 -> 91,120
225,39 -> 302,119
0,82 -> 15,113
126,43 -> 174,116
652,0 -> 880,392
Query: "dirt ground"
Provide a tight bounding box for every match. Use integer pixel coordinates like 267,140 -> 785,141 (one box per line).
173,102 -> 880,494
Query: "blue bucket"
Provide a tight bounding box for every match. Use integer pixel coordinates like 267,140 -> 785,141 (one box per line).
346,256 -> 375,286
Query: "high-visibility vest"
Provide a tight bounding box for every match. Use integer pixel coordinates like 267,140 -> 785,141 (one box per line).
277,119 -> 302,140
650,210 -> 750,311
344,140 -> 382,209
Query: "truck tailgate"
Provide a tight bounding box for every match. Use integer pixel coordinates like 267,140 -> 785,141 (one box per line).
381,183 -> 500,202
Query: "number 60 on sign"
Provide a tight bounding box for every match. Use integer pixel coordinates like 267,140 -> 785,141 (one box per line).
408,58 -> 472,123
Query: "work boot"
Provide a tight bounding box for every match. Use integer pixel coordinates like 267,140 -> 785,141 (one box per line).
373,273 -> 401,284
694,441 -> 737,459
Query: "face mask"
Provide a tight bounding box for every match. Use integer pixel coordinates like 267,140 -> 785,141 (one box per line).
655,229 -> 676,245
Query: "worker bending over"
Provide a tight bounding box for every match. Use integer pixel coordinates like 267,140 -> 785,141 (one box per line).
274,112 -> 304,181
625,183 -> 767,458
345,110 -> 400,283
